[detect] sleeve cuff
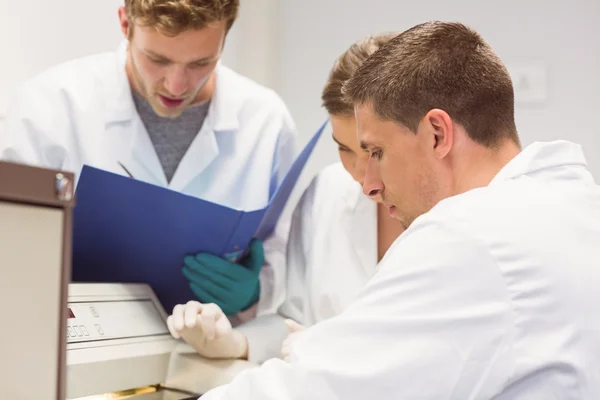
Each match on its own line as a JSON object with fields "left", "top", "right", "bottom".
{"left": 236, "top": 313, "right": 288, "bottom": 364}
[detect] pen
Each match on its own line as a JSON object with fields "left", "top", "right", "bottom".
{"left": 117, "top": 162, "right": 134, "bottom": 179}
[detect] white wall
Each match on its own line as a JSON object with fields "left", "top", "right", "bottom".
{"left": 275, "top": 0, "right": 600, "bottom": 182}
{"left": 0, "top": 0, "right": 124, "bottom": 117}
{"left": 222, "top": 0, "right": 281, "bottom": 90}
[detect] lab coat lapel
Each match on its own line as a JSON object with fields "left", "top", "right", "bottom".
{"left": 169, "top": 64, "right": 239, "bottom": 192}
{"left": 128, "top": 117, "right": 168, "bottom": 185}
{"left": 168, "top": 120, "right": 219, "bottom": 192}
{"left": 104, "top": 119, "right": 167, "bottom": 185}
{"left": 345, "top": 183, "right": 378, "bottom": 278}
{"left": 101, "top": 40, "right": 167, "bottom": 186}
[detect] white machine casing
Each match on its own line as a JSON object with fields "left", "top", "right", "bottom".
{"left": 67, "top": 283, "right": 257, "bottom": 399}
{"left": 0, "top": 161, "right": 74, "bottom": 400}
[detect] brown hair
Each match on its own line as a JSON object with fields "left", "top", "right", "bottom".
{"left": 322, "top": 33, "right": 397, "bottom": 117}
{"left": 124, "top": 0, "right": 239, "bottom": 36}
{"left": 343, "top": 21, "right": 518, "bottom": 147}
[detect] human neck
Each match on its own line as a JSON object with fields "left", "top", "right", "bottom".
{"left": 452, "top": 139, "right": 521, "bottom": 195}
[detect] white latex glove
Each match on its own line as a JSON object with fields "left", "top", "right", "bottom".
{"left": 280, "top": 319, "right": 306, "bottom": 362}
{"left": 167, "top": 301, "right": 249, "bottom": 360}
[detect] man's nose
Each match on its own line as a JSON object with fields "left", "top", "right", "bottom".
{"left": 164, "top": 66, "right": 188, "bottom": 97}
{"left": 362, "top": 157, "right": 384, "bottom": 199}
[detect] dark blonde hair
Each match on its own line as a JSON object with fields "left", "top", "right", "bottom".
{"left": 125, "top": 0, "right": 239, "bottom": 36}
{"left": 343, "top": 21, "right": 519, "bottom": 147}
{"left": 321, "top": 33, "right": 397, "bottom": 116}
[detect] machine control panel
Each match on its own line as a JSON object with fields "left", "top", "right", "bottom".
{"left": 66, "top": 299, "right": 169, "bottom": 343}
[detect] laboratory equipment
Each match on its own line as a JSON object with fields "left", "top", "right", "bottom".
{"left": 66, "top": 283, "right": 257, "bottom": 400}
{"left": 0, "top": 161, "right": 75, "bottom": 399}
{"left": 0, "top": 160, "right": 256, "bottom": 400}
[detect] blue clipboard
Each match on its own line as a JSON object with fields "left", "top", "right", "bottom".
{"left": 71, "top": 120, "right": 327, "bottom": 312}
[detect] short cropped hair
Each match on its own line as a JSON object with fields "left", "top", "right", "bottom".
{"left": 321, "top": 33, "right": 397, "bottom": 116}
{"left": 125, "top": 0, "right": 239, "bottom": 36}
{"left": 343, "top": 21, "right": 518, "bottom": 147}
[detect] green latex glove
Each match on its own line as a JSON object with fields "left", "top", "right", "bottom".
{"left": 182, "top": 238, "right": 263, "bottom": 316}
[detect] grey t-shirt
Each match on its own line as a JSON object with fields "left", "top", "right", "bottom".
{"left": 132, "top": 89, "right": 210, "bottom": 183}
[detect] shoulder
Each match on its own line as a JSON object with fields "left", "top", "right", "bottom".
{"left": 421, "top": 179, "right": 545, "bottom": 240}
{"left": 216, "top": 65, "right": 292, "bottom": 118}
{"left": 313, "top": 162, "right": 358, "bottom": 192}
{"left": 17, "top": 51, "right": 117, "bottom": 96}
{"left": 296, "top": 163, "right": 361, "bottom": 217}
{"left": 381, "top": 179, "right": 547, "bottom": 275}
{"left": 6, "top": 51, "right": 119, "bottom": 131}
{"left": 9, "top": 52, "right": 119, "bottom": 119}
{"left": 373, "top": 201, "right": 502, "bottom": 301}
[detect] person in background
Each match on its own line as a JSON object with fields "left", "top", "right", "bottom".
{"left": 166, "top": 33, "right": 406, "bottom": 364}
{"left": 0, "top": 0, "right": 297, "bottom": 320}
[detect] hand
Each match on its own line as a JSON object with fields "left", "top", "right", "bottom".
{"left": 166, "top": 301, "right": 249, "bottom": 359}
{"left": 281, "top": 319, "right": 306, "bottom": 362}
{"left": 182, "top": 238, "right": 264, "bottom": 316}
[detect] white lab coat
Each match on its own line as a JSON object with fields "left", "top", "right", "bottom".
{"left": 237, "top": 163, "right": 379, "bottom": 363}
{"left": 201, "top": 140, "right": 600, "bottom": 400}
{"left": 0, "top": 42, "right": 297, "bottom": 315}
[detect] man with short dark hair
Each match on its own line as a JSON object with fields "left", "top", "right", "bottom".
{"left": 198, "top": 21, "right": 600, "bottom": 400}
{"left": 344, "top": 21, "right": 522, "bottom": 229}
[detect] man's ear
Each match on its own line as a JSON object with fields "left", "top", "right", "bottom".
{"left": 424, "top": 109, "right": 453, "bottom": 159}
{"left": 118, "top": 7, "right": 130, "bottom": 39}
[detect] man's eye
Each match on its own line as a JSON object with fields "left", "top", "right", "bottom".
{"left": 371, "top": 150, "right": 382, "bottom": 160}
{"left": 150, "top": 58, "right": 169, "bottom": 65}
{"left": 190, "top": 61, "right": 210, "bottom": 69}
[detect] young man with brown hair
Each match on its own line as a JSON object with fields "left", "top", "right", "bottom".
{"left": 198, "top": 21, "right": 600, "bottom": 400}
{"left": 0, "top": 1, "right": 297, "bottom": 325}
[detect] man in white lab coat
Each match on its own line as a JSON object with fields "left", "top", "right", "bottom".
{"left": 198, "top": 21, "right": 600, "bottom": 399}
{"left": 0, "top": 0, "right": 297, "bottom": 319}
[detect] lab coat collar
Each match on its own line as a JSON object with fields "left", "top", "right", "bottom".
{"left": 342, "top": 170, "right": 378, "bottom": 277}
{"left": 207, "top": 62, "right": 240, "bottom": 132}
{"left": 100, "top": 41, "right": 166, "bottom": 185}
{"left": 337, "top": 160, "right": 370, "bottom": 215}
{"left": 168, "top": 64, "right": 237, "bottom": 190}
{"left": 104, "top": 40, "right": 136, "bottom": 124}
{"left": 490, "top": 140, "right": 588, "bottom": 185}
